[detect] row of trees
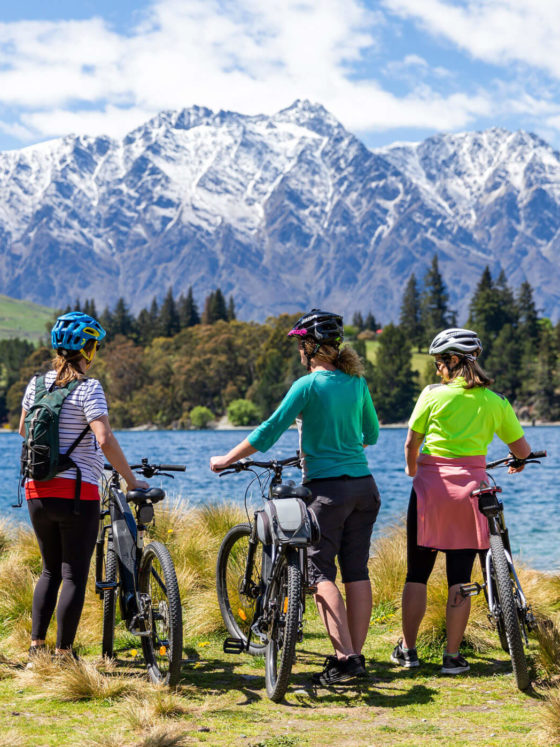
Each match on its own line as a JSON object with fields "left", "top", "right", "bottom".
{"left": 2, "top": 260, "right": 559, "bottom": 427}
{"left": 62, "top": 287, "right": 235, "bottom": 345}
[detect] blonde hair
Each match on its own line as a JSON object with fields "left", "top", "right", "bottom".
{"left": 302, "top": 341, "right": 365, "bottom": 377}
{"left": 446, "top": 355, "right": 493, "bottom": 389}
{"left": 52, "top": 339, "right": 96, "bottom": 386}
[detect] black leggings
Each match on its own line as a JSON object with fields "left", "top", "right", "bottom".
{"left": 405, "top": 490, "right": 478, "bottom": 588}
{"left": 28, "top": 498, "right": 99, "bottom": 649}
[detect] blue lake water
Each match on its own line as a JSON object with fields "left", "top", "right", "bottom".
{"left": 2, "top": 427, "right": 558, "bottom": 571}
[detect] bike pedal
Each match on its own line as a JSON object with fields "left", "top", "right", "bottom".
{"left": 306, "top": 585, "right": 317, "bottom": 595}
{"left": 459, "top": 582, "right": 483, "bottom": 597}
{"left": 223, "top": 637, "right": 246, "bottom": 654}
{"left": 95, "top": 581, "right": 118, "bottom": 592}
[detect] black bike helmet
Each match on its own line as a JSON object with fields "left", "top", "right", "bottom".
{"left": 288, "top": 309, "right": 344, "bottom": 346}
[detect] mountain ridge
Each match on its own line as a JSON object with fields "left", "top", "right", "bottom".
{"left": 0, "top": 101, "right": 559, "bottom": 321}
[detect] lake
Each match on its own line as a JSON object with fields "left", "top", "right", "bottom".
{"left": 2, "top": 427, "right": 557, "bottom": 571}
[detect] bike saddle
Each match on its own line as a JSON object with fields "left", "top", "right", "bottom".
{"left": 126, "top": 487, "right": 165, "bottom": 505}
{"left": 271, "top": 484, "right": 313, "bottom": 502}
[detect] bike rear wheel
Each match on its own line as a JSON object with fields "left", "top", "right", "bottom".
{"left": 489, "top": 533, "right": 530, "bottom": 690}
{"left": 101, "top": 542, "right": 118, "bottom": 658}
{"left": 265, "top": 548, "right": 302, "bottom": 702}
{"left": 138, "top": 541, "right": 183, "bottom": 686}
{"left": 216, "top": 523, "right": 266, "bottom": 656}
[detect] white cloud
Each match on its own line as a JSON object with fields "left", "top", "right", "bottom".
{"left": 382, "top": 0, "right": 560, "bottom": 79}
{"left": 0, "top": 0, "right": 552, "bottom": 145}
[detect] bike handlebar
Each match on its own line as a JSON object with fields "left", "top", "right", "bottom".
{"left": 219, "top": 454, "right": 301, "bottom": 475}
{"left": 486, "top": 450, "right": 547, "bottom": 470}
{"left": 103, "top": 460, "right": 186, "bottom": 477}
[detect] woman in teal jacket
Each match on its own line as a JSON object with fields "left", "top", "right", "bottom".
{"left": 210, "top": 309, "right": 381, "bottom": 686}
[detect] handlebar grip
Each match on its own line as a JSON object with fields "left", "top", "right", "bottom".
{"left": 158, "top": 464, "right": 186, "bottom": 471}
{"left": 531, "top": 450, "right": 547, "bottom": 459}
{"left": 103, "top": 463, "right": 113, "bottom": 471}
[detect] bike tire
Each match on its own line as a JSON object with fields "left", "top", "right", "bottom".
{"left": 265, "top": 548, "right": 302, "bottom": 702}
{"left": 489, "top": 533, "right": 530, "bottom": 690}
{"left": 138, "top": 541, "right": 183, "bottom": 686}
{"left": 101, "top": 543, "right": 118, "bottom": 658}
{"left": 216, "top": 523, "right": 266, "bottom": 656}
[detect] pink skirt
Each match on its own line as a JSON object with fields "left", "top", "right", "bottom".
{"left": 412, "top": 454, "right": 490, "bottom": 550}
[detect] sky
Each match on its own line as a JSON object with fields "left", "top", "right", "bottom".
{"left": 1, "top": 0, "right": 560, "bottom": 152}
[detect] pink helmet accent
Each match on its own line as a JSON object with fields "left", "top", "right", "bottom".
{"left": 287, "top": 328, "right": 308, "bottom": 337}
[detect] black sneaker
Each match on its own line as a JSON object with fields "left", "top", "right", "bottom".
{"left": 312, "top": 654, "right": 366, "bottom": 686}
{"left": 356, "top": 653, "right": 368, "bottom": 678}
{"left": 390, "top": 639, "right": 420, "bottom": 668}
{"left": 441, "top": 653, "right": 470, "bottom": 674}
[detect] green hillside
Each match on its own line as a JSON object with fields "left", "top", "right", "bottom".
{"left": 365, "top": 338, "right": 431, "bottom": 375}
{"left": 0, "top": 294, "right": 54, "bottom": 342}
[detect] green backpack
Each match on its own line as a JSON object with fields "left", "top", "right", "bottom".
{"left": 20, "top": 375, "right": 90, "bottom": 513}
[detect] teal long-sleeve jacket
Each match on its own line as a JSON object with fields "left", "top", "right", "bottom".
{"left": 247, "top": 369, "right": 379, "bottom": 482}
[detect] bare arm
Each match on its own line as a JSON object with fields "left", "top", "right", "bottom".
{"left": 210, "top": 438, "right": 257, "bottom": 472}
{"left": 89, "top": 415, "right": 147, "bottom": 490}
{"left": 19, "top": 410, "right": 26, "bottom": 437}
{"left": 404, "top": 428, "right": 424, "bottom": 477}
{"left": 506, "top": 435, "right": 532, "bottom": 474}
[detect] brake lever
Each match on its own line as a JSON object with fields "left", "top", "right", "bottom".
{"left": 219, "top": 469, "right": 237, "bottom": 477}
{"left": 160, "top": 472, "right": 174, "bottom": 479}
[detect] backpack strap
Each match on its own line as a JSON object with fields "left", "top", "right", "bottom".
{"left": 34, "top": 375, "right": 48, "bottom": 402}
{"left": 55, "top": 378, "right": 90, "bottom": 515}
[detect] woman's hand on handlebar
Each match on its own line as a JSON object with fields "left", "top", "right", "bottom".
{"left": 210, "top": 438, "right": 258, "bottom": 473}
{"left": 210, "top": 455, "right": 230, "bottom": 472}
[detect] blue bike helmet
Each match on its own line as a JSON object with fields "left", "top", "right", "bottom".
{"left": 51, "top": 311, "right": 106, "bottom": 353}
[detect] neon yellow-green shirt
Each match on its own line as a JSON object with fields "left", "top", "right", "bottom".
{"left": 408, "top": 377, "right": 524, "bottom": 457}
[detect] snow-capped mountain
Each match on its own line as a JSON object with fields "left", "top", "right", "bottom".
{"left": 0, "top": 100, "right": 559, "bottom": 321}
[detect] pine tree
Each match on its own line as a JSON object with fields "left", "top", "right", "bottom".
{"left": 202, "top": 292, "right": 214, "bottom": 325}
{"left": 531, "top": 326, "right": 560, "bottom": 421}
{"left": 370, "top": 324, "right": 418, "bottom": 422}
{"left": 467, "top": 266, "right": 517, "bottom": 356}
{"left": 178, "top": 286, "right": 200, "bottom": 328}
{"left": 516, "top": 281, "right": 540, "bottom": 347}
{"left": 352, "top": 312, "right": 364, "bottom": 331}
{"left": 83, "top": 299, "right": 98, "bottom": 319}
{"left": 212, "top": 288, "right": 228, "bottom": 322}
{"left": 227, "top": 295, "right": 236, "bottom": 321}
{"left": 364, "top": 312, "right": 377, "bottom": 332}
{"left": 420, "top": 255, "right": 451, "bottom": 346}
{"left": 112, "top": 298, "right": 134, "bottom": 337}
{"left": 159, "top": 287, "right": 180, "bottom": 337}
{"left": 399, "top": 273, "right": 423, "bottom": 351}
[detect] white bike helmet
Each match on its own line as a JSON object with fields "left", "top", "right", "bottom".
{"left": 429, "top": 328, "right": 482, "bottom": 357}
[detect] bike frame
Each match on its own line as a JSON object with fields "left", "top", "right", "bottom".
{"left": 96, "top": 472, "right": 153, "bottom": 634}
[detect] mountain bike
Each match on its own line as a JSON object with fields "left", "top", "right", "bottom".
{"left": 95, "top": 458, "right": 185, "bottom": 686}
{"left": 460, "top": 450, "right": 547, "bottom": 691}
{"left": 215, "top": 454, "right": 319, "bottom": 702}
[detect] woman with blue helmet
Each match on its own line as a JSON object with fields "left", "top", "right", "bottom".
{"left": 20, "top": 311, "right": 148, "bottom": 659}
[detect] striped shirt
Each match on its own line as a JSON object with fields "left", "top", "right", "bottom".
{"left": 22, "top": 371, "right": 109, "bottom": 487}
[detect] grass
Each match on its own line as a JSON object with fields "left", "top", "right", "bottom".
{"left": 1, "top": 503, "right": 559, "bottom": 746}
{"left": 0, "top": 294, "right": 54, "bottom": 342}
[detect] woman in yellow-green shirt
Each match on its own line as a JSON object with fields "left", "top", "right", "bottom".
{"left": 391, "top": 328, "right": 531, "bottom": 676}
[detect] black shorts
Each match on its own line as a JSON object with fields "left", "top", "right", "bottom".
{"left": 306, "top": 475, "right": 381, "bottom": 585}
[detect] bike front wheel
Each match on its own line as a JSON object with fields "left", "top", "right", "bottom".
{"left": 138, "top": 541, "right": 183, "bottom": 686}
{"left": 265, "top": 548, "right": 302, "bottom": 702}
{"left": 216, "top": 523, "right": 266, "bottom": 656}
{"left": 489, "top": 533, "right": 530, "bottom": 690}
{"left": 101, "top": 542, "right": 118, "bottom": 658}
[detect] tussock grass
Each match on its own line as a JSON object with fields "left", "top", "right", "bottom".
{"left": 0, "top": 731, "right": 25, "bottom": 747}
{"left": 536, "top": 619, "right": 560, "bottom": 677}
{"left": 123, "top": 687, "right": 191, "bottom": 729}
{"left": 543, "top": 686, "right": 560, "bottom": 741}
{"left": 19, "top": 655, "right": 140, "bottom": 702}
